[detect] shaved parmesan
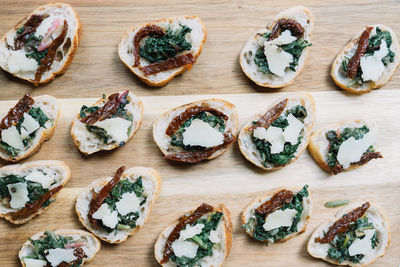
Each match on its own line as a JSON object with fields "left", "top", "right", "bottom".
{"left": 209, "top": 230, "right": 221, "bottom": 243}
{"left": 25, "top": 170, "right": 53, "bottom": 189}
{"left": 253, "top": 126, "right": 285, "bottom": 153}
{"left": 92, "top": 203, "right": 119, "bottom": 229}
{"left": 20, "top": 113, "right": 40, "bottom": 139}
{"left": 46, "top": 248, "right": 77, "bottom": 267}
{"left": 282, "top": 114, "right": 303, "bottom": 145}
{"left": 266, "top": 30, "right": 297, "bottom": 46}
{"left": 7, "top": 50, "right": 38, "bottom": 74}
{"left": 24, "top": 259, "right": 47, "bottom": 267}
{"left": 171, "top": 240, "right": 199, "bottom": 258}
{"left": 348, "top": 229, "right": 376, "bottom": 256}
{"left": 263, "top": 44, "right": 293, "bottom": 77}
{"left": 263, "top": 208, "right": 297, "bottom": 231}
{"left": 7, "top": 182, "right": 29, "bottom": 209}
{"left": 180, "top": 223, "right": 205, "bottom": 240}
{"left": 360, "top": 40, "right": 388, "bottom": 82}
{"left": 115, "top": 192, "right": 140, "bottom": 216}
{"left": 336, "top": 129, "right": 376, "bottom": 169}
{"left": 1, "top": 125, "right": 24, "bottom": 150}
{"left": 182, "top": 119, "right": 224, "bottom": 148}
{"left": 93, "top": 117, "right": 131, "bottom": 144}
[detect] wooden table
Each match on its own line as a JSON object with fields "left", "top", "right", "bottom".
{"left": 0, "top": 1, "right": 399, "bottom": 266}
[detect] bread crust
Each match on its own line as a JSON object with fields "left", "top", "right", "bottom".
{"left": 75, "top": 167, "right": 162, "bottom": 244}
{"left": 152, "top": 98, "right": 238, "bottom": 163}
{"left": 0, "top": 2, "right": 82, "bottom": 86}
{"left": 154, "top": 203, "right": 233, "bottom": 267}
{"left": 307, "top": 203, "right": 390, "bottom": 266}
{"left": 239, "top": 6, "right": 314, "bottom": 88}
{"left": 331, "top": 24, "right": 400, "bottom": 94}
{"left": 70, "top": 91, "right": 143, "bottom": 155}
{"left": 238, "top": 92, "right": 315, "bottom": 170}
{"left": 241, "top": 186, "right": 312, "bottom": 243}
{"left": 308, "top": 120, "right": 381, "bottom": 174}
{"left": 0, "top": 160, "right": 71, "bottom": 224}
{"left": 19, "top": 229, "right": 101, "bottom": 267}
{"left": 118, "top": 15, "right": 207, "bottom": 87}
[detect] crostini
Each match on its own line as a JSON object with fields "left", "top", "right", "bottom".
{"left": 76, "top": 166, "right": 161, "bottom": 243}
{"left": 241, "top": 185, "right": 312, "bottom": 244}
{"left": 240, "top": 6, "right": 314, "bottom": 88}
{"left": 19, "top": 229, "right": 100, "bottom": 267}
{"left": 154, "top": 203, "right": 232, "bottom": 267}
{"left": 0, "top": 2, "right": 81, "bottom": 86}
{"left": 0, "top": 93, "right": 59, "bottom": 162}
{"left": 71, "top": 90, "right": 143, "bottom": 155}
{"left": 308, "top": 202, "right": 390, "bottom": 266}
{"left": 331, "top": 25, "right": 400, "bottom": 94}
{"left": 0, "top": 160, "right": 70, "bottom": 224}
{"left": 308, "top": 120, "right": 382, "bottom": 175}
{"left": 238, "top": 92, "right": 315, "bottom": 170}
{"left": 153, "top": 98, "right": 238, "bottom": 163}
{"left": 118, "top": 16, "right": 207, "bottom": 87}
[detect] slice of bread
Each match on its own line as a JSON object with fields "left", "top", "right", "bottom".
{"left": 308, "top": 120, "right": 381, "bottom": 174}
{"left": 331, "top": 24, "right": 400, "bottom": 94}
{"left": 75, "top": 167, "right": 162, "bottom": 244}
{"left": 118, "top": 15, "right": 207, "bottom": 87}
{"left": 307, "top": 202, "right": 390, "bottom": 266}
{"left": 0, "top": 2, "right": 81, "bottom": 86}
{"left": 0, "top": 94, "right": 60, "bottom": 163}
{"left": 154, "top": 203, "right": 232, "bottom": 267}
{"left": 239, "top": 6, "right": 314, "bottom": 88}
{"left": 153, "top": 98, "right": 238, "bottom": 163}
{"left": 19, "top": 229, "right": 100, "bottom": 267}
{"left": 0, "top": 160, "right": 71, "bottom": 224}
{"left": 241, "top": 186, "right": 312, "bottom": 244}
{"left": 238, "top": 92, "right": 315, "bottom": 170}
{"left": 70, "top": 91, "right": 143, "bottom": 155}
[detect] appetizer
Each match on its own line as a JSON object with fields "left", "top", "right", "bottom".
{"left": 76, "top": 166, "right": 161, "bottom": 243}
{"left": 118, "top": 16, "right": 207, "bottom": 87}
{"left": 308, "top": 202, "right": 390, "bottom": 266}
{"left": 19, "top": 229, "right": 100, "bottom": 267}
{"left": 153, "top": 99, "right": 238, "bottom": 163}
{"left": 308, "top": 120, "right": 382, "bottom": 174}
{"left": 238, "top": 92, "right": 315, "bottom": 170}
{"left": 240, "top": 6, "right": 313, "bottom": 88}
{"left": 0, "top": 2, "right": 81, "bottom": 86}
{"left": 154, "top": 203, "right": 232, "bottom": 267}
{"left": 0, "top": 160, "right": 70, "bottom": 224}
{"left": 71, "top": 90, "right": 143, "bottom": 155}
{"left": 242, "top": 185, "right": 312, "bottom": 244}
{"left": 331, "top": 25, "right": 400, "bottom": 94}
{"left": 0, "top": 93, "right": 59, "bottom": 162}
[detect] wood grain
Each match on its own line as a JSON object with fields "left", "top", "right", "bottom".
{"left": 0, "top": 90, "right": 399, "bottom": 266}
{"left": 1, "top": 0, "right": 400, "bottom": 100}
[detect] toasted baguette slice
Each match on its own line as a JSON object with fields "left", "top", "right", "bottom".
{"left": 238, "top": 92, "right": 315, "bottom": 170}
{"left": 19, "top": 229, "right": 100, "bottom": 267}
{"left": 239, "top": 6, "right": 314, "bottom": 88}
{"left": 331, "top": 25, "right": 400, "bottom": 94}
{"left": 154, "top": 203, "right": 232, "bottom": 267}
{"left": 0, "top": 94, "right": 59, "bottom": 162}
{"left": 308, "top": 120, "right": 382, "bottom": 174}
{"left": 0, "top": 160, "right": 70, "bottom": 224}
{"left": 70, "top": 91, "right": 143, "bottom": 155}
{"left": 153, "top": 98, "right": 238, "bottom": 163}
{"left": 241, "top": 186, "right": 312, "bottom": 244}
{"left": 76, "top": 167, "right": 162, "bottom": 243}
{"left": 0, "top": 2, "right": 81, "bottom": 86}
{"left": 307, "top": 202, "right": 390, "bottom": 266}
{"left": 118, "top": 15, "right": 207, "bottom": 87}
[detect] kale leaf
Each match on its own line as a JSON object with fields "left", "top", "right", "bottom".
{"left": 29, "top": 107, "right": 50, "bottom": 127}
{"left": 0, "top": 141, "right": 18, "bottom": 157}
{"left": 140, "top": 25, "right": 192, "bottom": 63}
{"left": 79, "top": 105, "right": 99, "bottom": 119}
{"left": 24, "top": 231, "right": 70, "bottom": 260}
{"left": 254, "top": 47, "right": 272, "bottom": 74}
{"left": 86, "top": 125, "right": 111, "bottom": 144}
{"left": 366, "top": 27, "right": 395, "bottom": 66}
{"left": 281, "top": 38, "right": 312, "bottom": 71}
{"left": 26, "top": 48, "right": 48, "bottom": 65}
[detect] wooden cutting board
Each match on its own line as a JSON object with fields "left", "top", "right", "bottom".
{"left": 0, "top": 90, "right": 399, "bottom": 266}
